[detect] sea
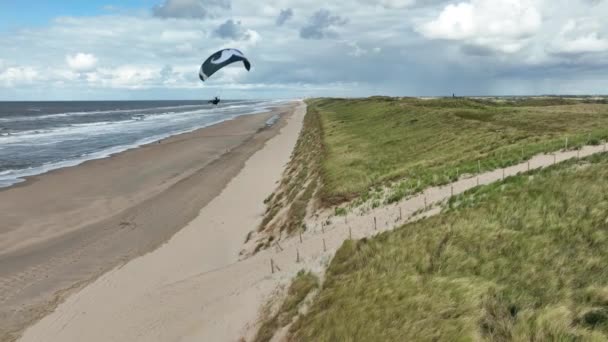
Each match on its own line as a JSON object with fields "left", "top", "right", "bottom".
{"left": 0, "top": 99, "right": 290, "bottom": 188}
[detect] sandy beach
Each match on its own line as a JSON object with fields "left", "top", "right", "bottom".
{"left": 0, "top": 102, "right": 297, "bottom": 341}
{"left": 13, "top": 101, "right": 306, "bottom": 342}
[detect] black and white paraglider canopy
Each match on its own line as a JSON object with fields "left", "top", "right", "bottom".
{"left": 199, "top": 48, "right": 251, "bottom": 82}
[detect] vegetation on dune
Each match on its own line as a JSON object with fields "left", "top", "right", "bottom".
{"left": 254, "top": 270, "right": 319, "bottom": 342}
{"left": 289, "top": 153, "right": 608, "bottom": 341}
{"left": 254, "top": 105, "right": 324, "bottom": 248}
{"left": 310, "top": 97, "right": 608, "bottom": 205}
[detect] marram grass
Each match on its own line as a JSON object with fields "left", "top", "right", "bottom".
{"left": 290, "top": 153, "right": 608, "bottom": 341}
{"left": 310, "top": 97, "right": 608, "bottom": 205}
{"left": 254, "top": 270, "right": 319, "bottom": 342}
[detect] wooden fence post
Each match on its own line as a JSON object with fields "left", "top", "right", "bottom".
{"left": 451, "top": 185, "right": 453, "bottom": 197}
{"left": 296, "top": 249, "right": 300, "bottom": 263}
{"left": 270, "top": 259, "right": 274, "bottom": 274}
{"left": 323, "top": 238, "right": 327, "bottom": 252}
{"left": 399, "top": 207, "right": 402, "bottom": 220}
{"left": 565, "top": 137, "right": 568, "bottom": 150}
{"left": 321, "top": 222, "right": 325, "bottom": 234}
{"left": 527, "top": 160, "right": 530, "bottom": 171}
{"left": 349, "top": 226, "right": 352, "bottom": 240}
{"left": 299, "top": 231, "right": 303, "bottom": 243}
{"left": 374, "top": 217, "right": 377, "bottom": 230}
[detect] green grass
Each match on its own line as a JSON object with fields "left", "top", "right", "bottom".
{"left": 254, "top": 270, "right": 319, "bottom": 342}
{"left": 290, "top": 153, "right": 608, "bottom": 341}
{"left": 311, "top": 97, "right": 608, "bottom": 204}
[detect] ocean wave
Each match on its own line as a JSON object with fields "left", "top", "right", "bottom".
{"left": 0, "top": 101, "right": 262, "bottom": 123}
{"left": 0, "top": 105, "right": 254, "bottom": 143}
{"left": 0, "top": 116, "right": 232, "bottom": 188}
{"left": 0, "top": 99, "right": 296, "bottom": 188}
{"left": 0, "top": 119, "right": 140, "bottom": 143}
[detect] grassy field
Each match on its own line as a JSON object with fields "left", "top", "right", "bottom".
{"left": 311, "top": 97, "right": 608, "bottom": 205}
{"left": 289, "top": 153, "right": 608, "bottom": 341}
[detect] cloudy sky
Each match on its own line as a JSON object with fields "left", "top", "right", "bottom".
{"left": 0, "top": 0, "right": 607, "bottom": 100}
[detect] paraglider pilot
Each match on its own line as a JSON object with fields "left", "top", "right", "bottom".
{"left": 199, "top": 48, "right": 251, "bottom": 107}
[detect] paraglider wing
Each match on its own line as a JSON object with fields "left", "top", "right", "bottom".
{"left": 199, "top": 48, "right": 251, "bottom": 82}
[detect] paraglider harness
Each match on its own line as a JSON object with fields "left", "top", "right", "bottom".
{"left": 209, "top": 96, "right": 220, "bottom": 106}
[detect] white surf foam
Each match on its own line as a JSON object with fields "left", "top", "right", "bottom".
{"left": 0, "top": 100, "right": 295, "bottom": 188}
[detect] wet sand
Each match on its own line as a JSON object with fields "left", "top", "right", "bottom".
{"left": 0, "top": 103, "right": 296, "bottom": 341}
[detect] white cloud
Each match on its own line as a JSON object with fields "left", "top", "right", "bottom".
{"left": 375, "top": 0, "right": 416, "bottom": 9}
{"left": 244, "top": 29, "right": 261, "bottom": 45}
{"left": 66, "top": 53, "right": 98, "bottom": 72}
{"left": 0, "top": 66, "right": 40, "bottom": 86}
{"left": 417, "top": 0, "right": 542, "bottom": 53}
{"left": 153, "top": 0, "right": 230, "bottom": 19}
{"left": 94, "top": 66, "right": 158, "bottom": 88}
{"left": 358, "top": 0, "right": 428, "bottom": 9}
{"left": 342, "top": 41, "right": 367, "bottom": 57}
{"left": 160, "top": 29, "right": 202, "bottom": 42}
{"left": 549, "top": 19, "right": 608, "bottom": 55}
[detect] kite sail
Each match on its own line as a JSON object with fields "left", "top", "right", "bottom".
{"left": 199, "top": 48, "right": 251, "bottom": 82}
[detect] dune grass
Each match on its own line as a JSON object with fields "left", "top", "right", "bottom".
{"left": 289, "top": 153, "right": 608, "bottom": 341}
{"left": 254, "top": 270, "right": 319, "bottom": 342}
{"left": 256, "top": 104, "right": 323, "bottom": 246}
{"left": 311, "top": 97, "right": 608, "bottom": 205}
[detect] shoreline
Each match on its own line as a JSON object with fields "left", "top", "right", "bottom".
{"left": 0, "top": 102, "right": 297, "bottom": 341}
{"left": 0, "top": 103, "right": 285, "bottom": 191}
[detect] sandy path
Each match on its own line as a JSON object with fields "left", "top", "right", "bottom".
{"left": 0, "top": 106, "right": 293, "bottom": 341}
{"left": 19, "top": 116, "right": 608, "bottom": 341}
